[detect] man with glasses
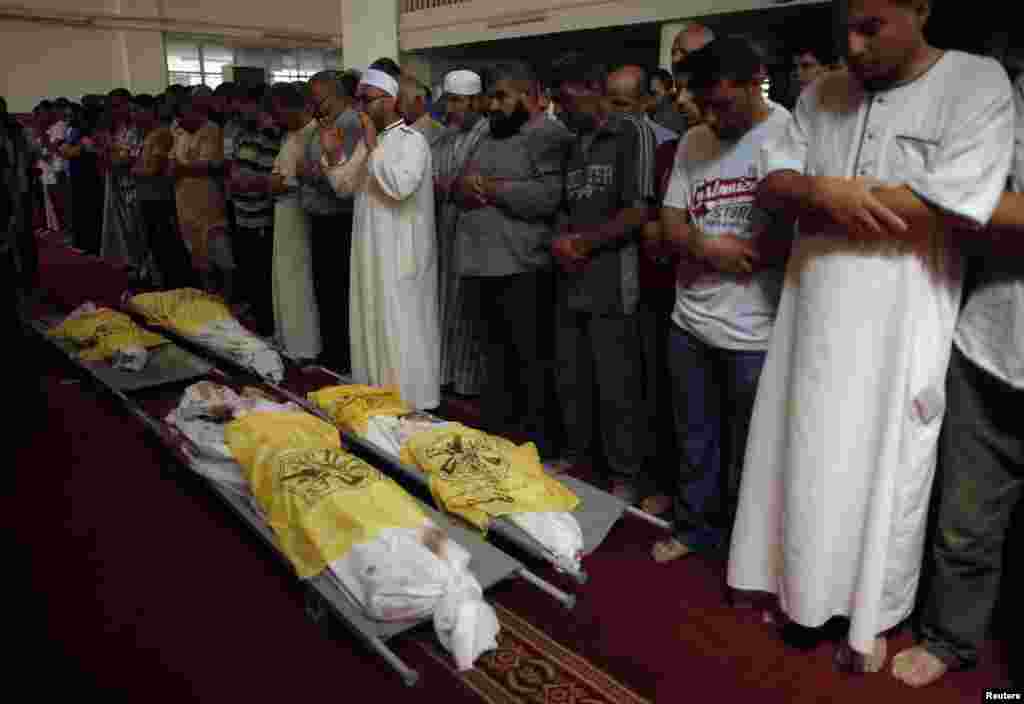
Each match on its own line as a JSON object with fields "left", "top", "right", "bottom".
{"left": 297, "top": 70, "right": 364, "bottom": 373}
{"left": 320, "top": 60, "right": 441, "bottom": 410}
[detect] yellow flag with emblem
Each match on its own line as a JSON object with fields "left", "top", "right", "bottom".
{"left": 48, "top": 307, "right": 167, "bottom": 362}
{"left": 128, "top": 288, "right": 233, "bottom": 335}
{"left": 307, "top": 384, "right": 411, "bottom": 435}
{"left": 224, "top": 411, "right": 428, "bottom": 579}
{"left": 399, "top": 423, "right": 579, "bottom": 532}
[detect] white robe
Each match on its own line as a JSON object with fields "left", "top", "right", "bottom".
{"left": 272, "top": 121, "right": 322, "bottom": 360}
{"left": 325, "top": 121, "right": 441, "bottom": 409}
{"left": 726, "top": 53, "right": 1014, "bottom": 656}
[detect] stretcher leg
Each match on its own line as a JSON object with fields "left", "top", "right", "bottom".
{"left": 517, "top": 568, "right": 576, "bottom": 610}
{"left": 304, "top": 585, "right": 421, "bottom": 687}
{"left": 304, "top": 585, "right": 330, "bottom": 634}
{"left": 625, "top": 505, "right": 672, "bottom": 532}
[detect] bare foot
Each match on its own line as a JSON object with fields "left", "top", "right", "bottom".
{"left": 652, "top": 538, "right": 692, "bottom": 563}
{"left": 891, "top": 646, "right": 949, "bottom": 687}
{"left": 835, "top": 637, "right": 888, "bottom": 673}
{"left": 640, "top": 494, "right": 672, "bottom": 516}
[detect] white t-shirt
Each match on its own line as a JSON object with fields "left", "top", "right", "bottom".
{"left": 663, "top": 103, "right": 791, "bottom": 351}
{"left": 954, "top": 73, "right": 1024, "bottom": 389}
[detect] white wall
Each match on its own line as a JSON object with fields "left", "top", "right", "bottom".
{"left": 0, "top": 20, "right": 165, "bottom": 112}
{"left": 163, "top": 0, "right": 342, "bottom": 38}
{"left": 1, "top": 0, "right": 831, "bottom": 112}
{"left": 0, "top": 0, "right": 343, "bottom": 113}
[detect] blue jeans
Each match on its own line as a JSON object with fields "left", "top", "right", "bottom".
{"left": 668, "top": 325, "right": 765, "bottom": 554}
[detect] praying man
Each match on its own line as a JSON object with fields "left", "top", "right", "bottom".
{"left": 321, "top": 64, "right": 441, "bottom": 410}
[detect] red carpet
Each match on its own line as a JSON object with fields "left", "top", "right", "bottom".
{"left": 14, "top": 234, "right": 1017, "bottom": 702}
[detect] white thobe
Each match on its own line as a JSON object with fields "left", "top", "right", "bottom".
{"left": 726, "top": 52, "right": 1014, "bottom": 656}
{"left": 325, "top": 121, "right": 441, "bottom": 409}
{"left": 272, "top": 121, "right": 321, "bottom": 360}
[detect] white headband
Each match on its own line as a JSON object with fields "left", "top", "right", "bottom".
{"left": 359, "top": 68, "right": 399, "bottom": 98}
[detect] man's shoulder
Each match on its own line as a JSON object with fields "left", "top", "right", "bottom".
{"left": 941, "top": 50, "right": 1007, "bottom": 81}
{"left": 392, "top": 123, "right": 430, "bottom": 150}
{"left": 610, "top": 112, "right": 651, "bottom": 136}
{"left": 679, "top": 124, "right": 719, "bottom": 165}
{"left": 523, "top": 118, "right": 573, "bottom": 158}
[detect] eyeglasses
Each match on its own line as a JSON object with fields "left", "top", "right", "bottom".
{"left": 354, "top": 94, "right": 390, "bottom": 108}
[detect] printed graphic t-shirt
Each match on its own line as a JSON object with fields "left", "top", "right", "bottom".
{"left": 663, "top": 103, "right": 791, "bottom": 351}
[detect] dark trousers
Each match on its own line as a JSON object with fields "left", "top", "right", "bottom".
{"left": 668, "top": 325, "right": 765, "bottom": 553}
{"left": 638, "top": 294, "right": 677, "bottom": 493}
{"left": 232, "top": 225, "right": 275, "bottom": 337}
{"left": 4, "top": 252, "right": 45, "bottom": 434}
{"left": 554, "top": 295, "right": 649, "bottom": 481}
{"left": 137, "top": 199, "right": 197, "bottom": 291}
{"left": 70, "top": 162, "right": 103, "bottom": 255}
{"left": 464, "top": 271, "right": 555, "bottom": 458}
{"left": 308, "top": 212, "right": 352, "bottom": 372}
{"left": 919, "top": 347, "right": 1024, "bottom": 669}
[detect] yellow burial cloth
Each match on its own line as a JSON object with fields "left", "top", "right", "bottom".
{"left": 47, "top": 307, "right": 167, "bottom": 362}
{"left": 128, "top": 288, "right": 232, "bottom": 335}
{"left": 307, "top": 384, "right": 411, "bottom": 435}
{"left": 224, "top": 411, "right": 428, "bottom": 579}
{"left": 399, "top": 424, "right": 579, "bottom": 532}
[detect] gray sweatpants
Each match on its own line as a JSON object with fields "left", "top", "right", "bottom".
{"left": 919, "top": 346, "right": 1024, "bottom": 668}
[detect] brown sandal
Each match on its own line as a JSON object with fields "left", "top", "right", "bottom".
{"left": 652, "top": 538, "right": 692, "bottom": 563}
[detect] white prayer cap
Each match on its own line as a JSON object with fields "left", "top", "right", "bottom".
{"left": 359, "top": 68, "right": 399, "bottom": 98}
{"left": 443, "top": 70, "right": 482, "bottom": 97}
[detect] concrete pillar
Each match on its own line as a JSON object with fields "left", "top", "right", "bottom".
{"left": 659, "top": 22, "right": 687, "bottom": 71}
{"left": 400, "top": 52, "right": 433, "bottom": 85}
{"left": 341, "top": 0, "right": 399, "bottom": 71}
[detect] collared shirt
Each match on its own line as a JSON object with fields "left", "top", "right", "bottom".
{"left": 561, "top": 112, "right": 655, "bottom": 315}
{"left": 231, "top": 125, "right": 283, "bottom": 230}
{"left": 411, "top": 114, "right": 446, "bottom": 148}
{"left": 299, "top": 108, "right": 364, "bottom": 216}
{"left": 763, "top": 51, "right": 1011, "bottom": 228}
{"left": 954, "top": 73, "right": 1024, "bottom": 389}
{"left": 645, "top": 115, "right": 678, "bottom": 146}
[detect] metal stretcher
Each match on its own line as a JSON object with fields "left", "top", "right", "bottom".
{"left": 29, "top": 302, "right": 576, "bottom": 686}
{"left": 117, "top": 296, "right": 672, "bottom": 585}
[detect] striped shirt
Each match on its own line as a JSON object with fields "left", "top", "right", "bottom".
{"left": 561, "top": 112, "right": 656, "bottom": 315}
{"left": 231, "top": 126, "right": 283, "bottom": 230}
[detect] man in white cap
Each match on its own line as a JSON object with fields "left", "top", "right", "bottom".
{"left": 433, "top": 69, "right": 490, "bottom": 398}
{"left": 320, "top": 60, "right": 441, "bottom": 410}
{"left": 441, "top": 69, "right": 485, "bottom": 133}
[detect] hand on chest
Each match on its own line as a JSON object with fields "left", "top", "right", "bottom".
{"left": 475, "top": 141, "right": 533, "bottom": 180}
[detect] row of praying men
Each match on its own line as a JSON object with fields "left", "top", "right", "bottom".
{"left": 4, "top": 0, "right": 1023, "bottom": 688}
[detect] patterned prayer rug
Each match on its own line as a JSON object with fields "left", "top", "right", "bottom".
{"left": 415, "top": 604, "right": 650, "bottom": 704}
